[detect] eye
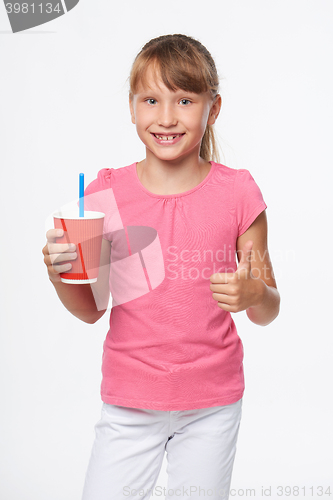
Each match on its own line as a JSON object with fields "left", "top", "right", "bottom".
{"left": 146, "top": 98, "right": 157, "bottom": 105}
{"left": 179, "top": 99, "right": 191, "bottom": 105}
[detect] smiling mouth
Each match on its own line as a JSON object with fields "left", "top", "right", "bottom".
{"left": 152, "top": 133, "right": 185, "bottom": 141}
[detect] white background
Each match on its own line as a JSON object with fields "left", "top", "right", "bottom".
{"left": 1, "top": 1, "right": 332, "bottom": 499}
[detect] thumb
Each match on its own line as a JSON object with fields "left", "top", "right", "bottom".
{"left": 236, "top": 240, "right": 253, "bottom": 274}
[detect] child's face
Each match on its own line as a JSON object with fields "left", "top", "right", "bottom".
{"left": 129, "top": 65, "right": 220, "bottom": 164}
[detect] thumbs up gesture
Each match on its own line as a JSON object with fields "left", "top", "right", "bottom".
{"left": 209, "top": 240, "right": 263, "bottom": 313}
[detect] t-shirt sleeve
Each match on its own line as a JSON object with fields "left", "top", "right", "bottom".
{"left": 234, "top": 169, "right": 267, "bottom": 237}
{"left": 84, "top": 168, "right": 113, "bottom": 211}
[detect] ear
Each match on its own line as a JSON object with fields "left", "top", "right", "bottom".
{"left": 207, "top": 94, "right": 222, "bottom": 126}
{"left": 129, "top": 96, "right": 136, "bottom": 125}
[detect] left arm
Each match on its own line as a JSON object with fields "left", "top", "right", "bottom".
{"left": 237, "top": 210, "right": 280, "bottom": 326}
{"left": 210, "top": 210, "right": 280, "bottom": 326}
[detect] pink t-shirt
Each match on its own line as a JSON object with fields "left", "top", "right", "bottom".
{"left": 84, "top": 161, "right": 267, "bottom": 410}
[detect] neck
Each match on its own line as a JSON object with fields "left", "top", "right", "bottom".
{"left": 137, "top": 149, "right": 211, "bottom": 195}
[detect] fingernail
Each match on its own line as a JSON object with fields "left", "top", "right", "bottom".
{"left": 69, "top": 244, "right": 76, "bottom": 250}
{"left": 56, "top": 230, "right": 63, "bottom": 237}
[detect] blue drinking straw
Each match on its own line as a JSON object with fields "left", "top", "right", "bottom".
{"left": 79, "top": 173, "right": 84, "bottom": 217}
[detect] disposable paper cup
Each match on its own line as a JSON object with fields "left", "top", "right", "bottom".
{"left": 53, "top": 210, "right": 105, "bottom": 284}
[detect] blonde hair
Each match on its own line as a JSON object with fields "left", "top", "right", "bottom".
{"left": 129, "top": 34, "right": 221, "bottom": 163}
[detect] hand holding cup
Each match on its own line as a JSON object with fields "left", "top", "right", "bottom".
{"left": 42, "top": 229, "right": 77, "bottom": 283}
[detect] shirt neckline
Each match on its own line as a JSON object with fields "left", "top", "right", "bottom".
{"left": 133, "top": 161, "right": 216, "bottom": 199}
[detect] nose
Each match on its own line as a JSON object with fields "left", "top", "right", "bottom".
{"left": 157, "top": 103, "right": 177, "bottom": 128}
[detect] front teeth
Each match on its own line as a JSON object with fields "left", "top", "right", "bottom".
{"left": 155, "top": 134, "right": 181, "bottom": 140}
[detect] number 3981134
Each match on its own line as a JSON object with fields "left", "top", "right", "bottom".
{"left": 5, "top": 3, "right": 62, "bottom": 14}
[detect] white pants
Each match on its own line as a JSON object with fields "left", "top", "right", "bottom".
{"left": 81, "top": 399, "right": 242, "bottom": 500}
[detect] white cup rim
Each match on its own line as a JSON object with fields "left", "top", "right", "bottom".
{"left": 53, "top": 210, "right": 105, "bottom": 220}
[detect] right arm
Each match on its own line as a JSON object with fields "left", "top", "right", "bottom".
{"left": 42, "top": 229, "right": 111, "bottom": 324}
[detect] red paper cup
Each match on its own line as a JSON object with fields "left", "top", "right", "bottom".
{"left": 53, "top": 210, "right": 105, "bottom": 284}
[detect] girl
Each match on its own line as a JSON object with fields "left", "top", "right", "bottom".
{"left": 43, "top": 34, "right": 280, "bottom": 500}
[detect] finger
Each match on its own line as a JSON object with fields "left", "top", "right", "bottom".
{"left": 44, "top": 251, "right": 73, "bottom": 278}
{"left": 50, "top": 251, "right": 77, "bottom": 266}
{"left": 50, "top": 261, "right": 73, "bottom": 273}
{"left": 43, "top": 229, "right": 74, "bottom": 257}
{"left": 210, "top": 273, "right": 234, "bottom": 284}
{"left": 46, "top": 228, "right": 64, "bottom": 243}
{"left": 44, "top": 249, "right": 76, "bottom": 268}
{"left": 211, "top": 292, "right": 235, "bottom": 305}
{"left": 44, "top": 252, "right": 73, "bottom": 268}
{"left": 237, "top": 240, "right": 253, "bottom": 273}
{"left": 48, "top": 261, "right": 73, "bottom": 281}
{"left": 238, "top": 240, "right": 253, "bottom": 262}
{"left": 209, "top": 283, "right": 230, "bottom": 294}
{"left": 216, "top": 302, "right": 236, "bottom": 313}
{"left": 46, "top": 242, "right": 76, "bottom": 256}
